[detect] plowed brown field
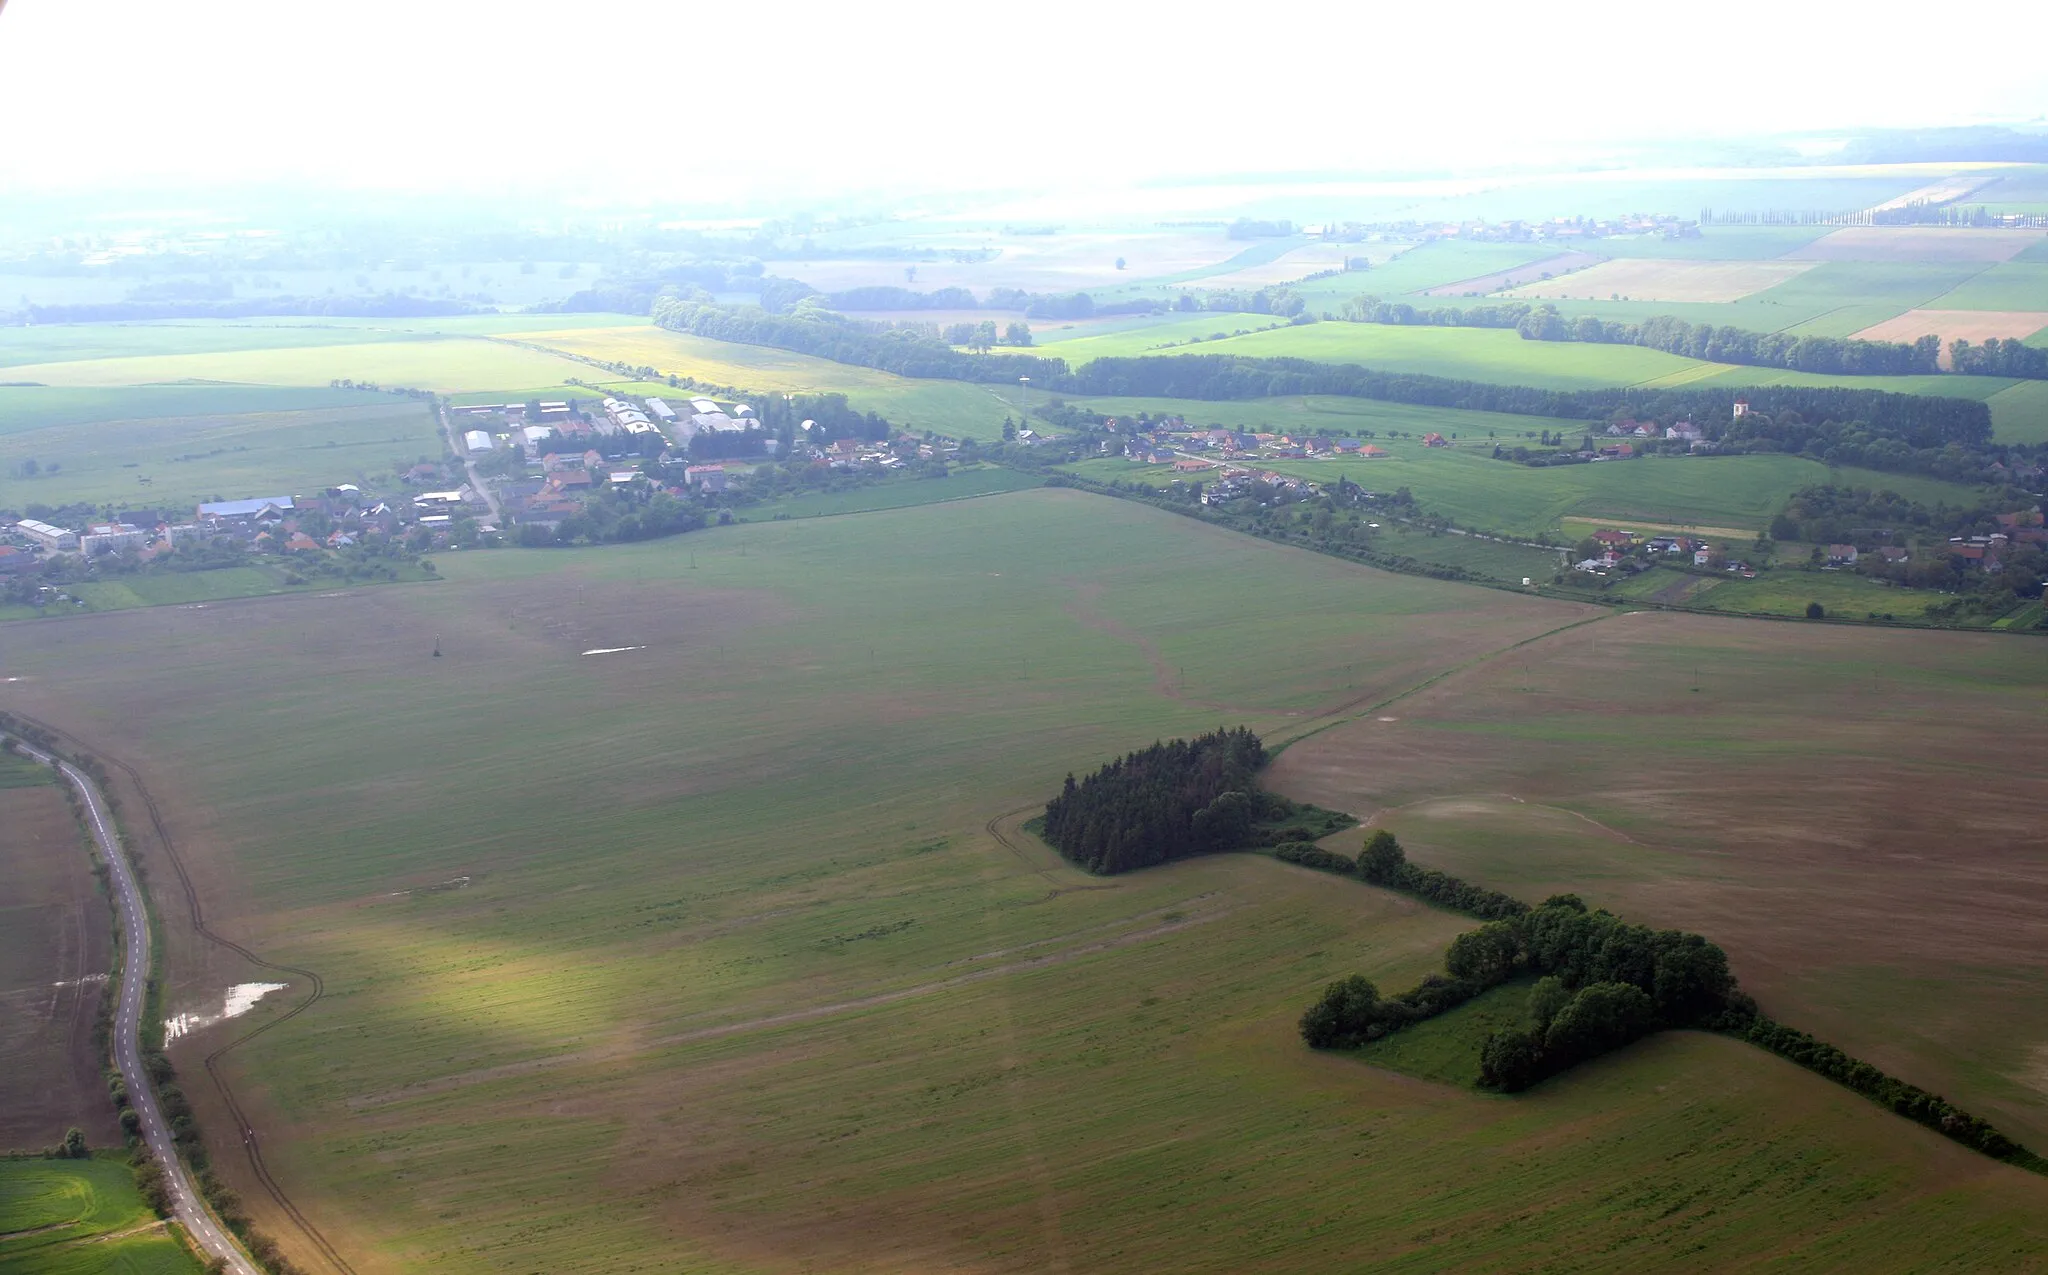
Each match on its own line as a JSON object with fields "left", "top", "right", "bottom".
{"left": 1268, "top": 610, "right": 2048, "bottom": 1146}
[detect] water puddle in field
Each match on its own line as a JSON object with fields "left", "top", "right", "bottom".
{"left": 163, "top": 982, "right": 289, "bottom": 1042}
{"left": 581, "top": 645, "right": 647, "bottom": 656}
{"left": 1377, "top": 716, "right": 1398, "bottom": 722}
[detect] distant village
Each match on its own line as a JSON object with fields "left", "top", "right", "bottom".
{"left": 0, "top": 389, "right": 959, "bottom": 585}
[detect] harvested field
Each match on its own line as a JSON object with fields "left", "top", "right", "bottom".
{"left": 0, "top": 772, "right": 118, "bottom": 1150}
{"left": 1421, "top": 250, "right": 1603, "bottom": 297}
{"left": 1503, "top": 257, "right": 1816, "bottom": 303}
{"left": 1267, "top": 612, "right": 2048, "bottom": 1149}
{"left": 776, "top": 231, "right": 1248, "bottom": 295}
{"left": 1852, "top": 309, "right": 2048, "bottom": 365}
{"left": 1784, "top": 227, "right": 2048, "bottom": 263}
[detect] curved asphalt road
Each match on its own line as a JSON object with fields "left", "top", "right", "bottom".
{"left": 17, "top": 739, "right": 261, "bottom": 1275}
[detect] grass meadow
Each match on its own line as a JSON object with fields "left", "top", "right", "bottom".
{"left": 737, "top": 465, "right": 1043, "bottom": 521}
{"left": 1064, "top": 436, "right": 1980, "bottom": 539}
{"left": 0, "top": 397, "right": 443, "bottom": 512}
{"left": 1989, "top": 380, "right": 2048, "bottom": 443}
{"left": 0, "top": 1155, "right": 202, "bottom": 1274}
{"left": 1043, "top": 318, "right": 2022, "bottom": 401}
{"left": 5, "top": 489, "right": 2047, "bottom": 1271}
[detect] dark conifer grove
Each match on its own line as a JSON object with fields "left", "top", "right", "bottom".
{"left": 1040, "top": 728, "right": 1267, "bottom": 874}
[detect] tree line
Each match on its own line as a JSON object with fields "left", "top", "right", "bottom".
{"left": 1059, "top": 355, "right": 1993, "bottom": 448}
{"left": 1039, "top": 728, "right": 1269, "bottom": 874}
{"left": 1291, "top": 833, "right": 2040, "bottom": 1169}
{"left": 1950, "top": 337, "right": 2048, "bottom": 379}
{"left": 1339, "top": 296, "right": 1947, "bottom": 376}
{"left": 1280, "top": 829, "right": 1528, "bottom": 920}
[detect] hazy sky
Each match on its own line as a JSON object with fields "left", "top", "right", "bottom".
{"left": 3, "top": 0, "right": 2044, "bottom": 201}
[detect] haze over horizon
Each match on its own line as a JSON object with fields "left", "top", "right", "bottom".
{"left": 4, "top": 0, "right": 2046, "bottom": 208}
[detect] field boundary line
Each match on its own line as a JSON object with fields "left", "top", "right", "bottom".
{"left": 1, "top": 711, "right": 356, "bottom": 1275}
{"left": 1265, "top": 612, "right": 1614, "bottom": 756}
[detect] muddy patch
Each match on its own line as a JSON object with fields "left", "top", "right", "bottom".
{"left": 164, "top": 982, "right": 290, "bottom": 1043}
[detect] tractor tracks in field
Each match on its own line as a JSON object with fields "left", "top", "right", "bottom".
{"left": 1264, "top": 611, "right": 1617, "bottom": 756}
{"left": 3, "top": 711, "right": 356, "bottom": 1275}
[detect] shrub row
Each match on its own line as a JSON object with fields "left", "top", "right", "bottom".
{"left": 1295, "top": 845, "right": 2041, "bottom": 1172}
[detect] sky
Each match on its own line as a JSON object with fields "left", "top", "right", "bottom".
{"left": 2, "top": 0, "right": 2045, "bottom": 204}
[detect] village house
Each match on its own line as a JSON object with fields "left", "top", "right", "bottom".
{"left": 1422, "top": 432, "right": 1449, "bottom": 447}
{"left": 1827, "top": 544, "right": 1859, "bottom": 566}
{"left": 684, "top": 464, "right": 729, "bottom": 491}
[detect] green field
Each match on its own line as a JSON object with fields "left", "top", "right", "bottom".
{"left": 7, "top": 488, "right": 2048, "bottom": 1271}
{"left": 1293, "top": 241, "right": 1561, "bottom": 303}
{"left": 1989, "top": 380, "right": 2048, "bottom": 443}
{"left": 0, "top": 398, "right": 443, "bottom": 511}
{"left": 1753, "top": 261, "right": 1995, "bottom": 336}
{"left": 0, "top": 751, "right": 57, "bottom": 787}
{"left": 1926, "top": 263, "right": 2048, "bottom": 313}
{"left": 1695, "top": 566, "right": 1935, "bottom": 619}
{"left": 1055, "top": 392, "right": 1568, "bottom": 440}
{"left": 1350, "top": 978, "right": 1536, "bottom": 1088}
{"left": 502, "top": 324, "right": 1027, "bottom": 439}
{"left": 737, "top": 465, "right": 1043, "bottom": 520}
{"left": 0, "top": 385, "right": 386, "bottom": 437}
{"left": 1035, "top": 317, "right": 2020, "bottom": 400}
{"left": 1059, "top": 438, "right": 1986, "bottom": 542}
{"left": 0, "top": 1156, "right": 201, "bottom": 1275}
{"left": 1246, "top": 443, "right": 1979, "bottom": 539}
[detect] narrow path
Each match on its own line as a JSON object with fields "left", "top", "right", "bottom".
{"left": 437, "top": 401, "right": 501, "bottom": 524}
{"left": 1265, "top": 611, "right": 1614, "bottom": 755}
{"left": 8, "top": 736, "right": 261, "bottom": 1275}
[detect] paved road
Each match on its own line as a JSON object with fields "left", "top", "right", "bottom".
{"left": 17, "top": 739, "right": 261, "bottom": 1275}
{"left": 438, "top": 402, "right": 502, "bottom": 524}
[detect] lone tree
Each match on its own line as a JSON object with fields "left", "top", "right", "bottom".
{"left": 1805, "top": 601, "right": 1826, "bottom": 619}
{"left": 1358, "top": 830, "right": 1406, "bottom": 884}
